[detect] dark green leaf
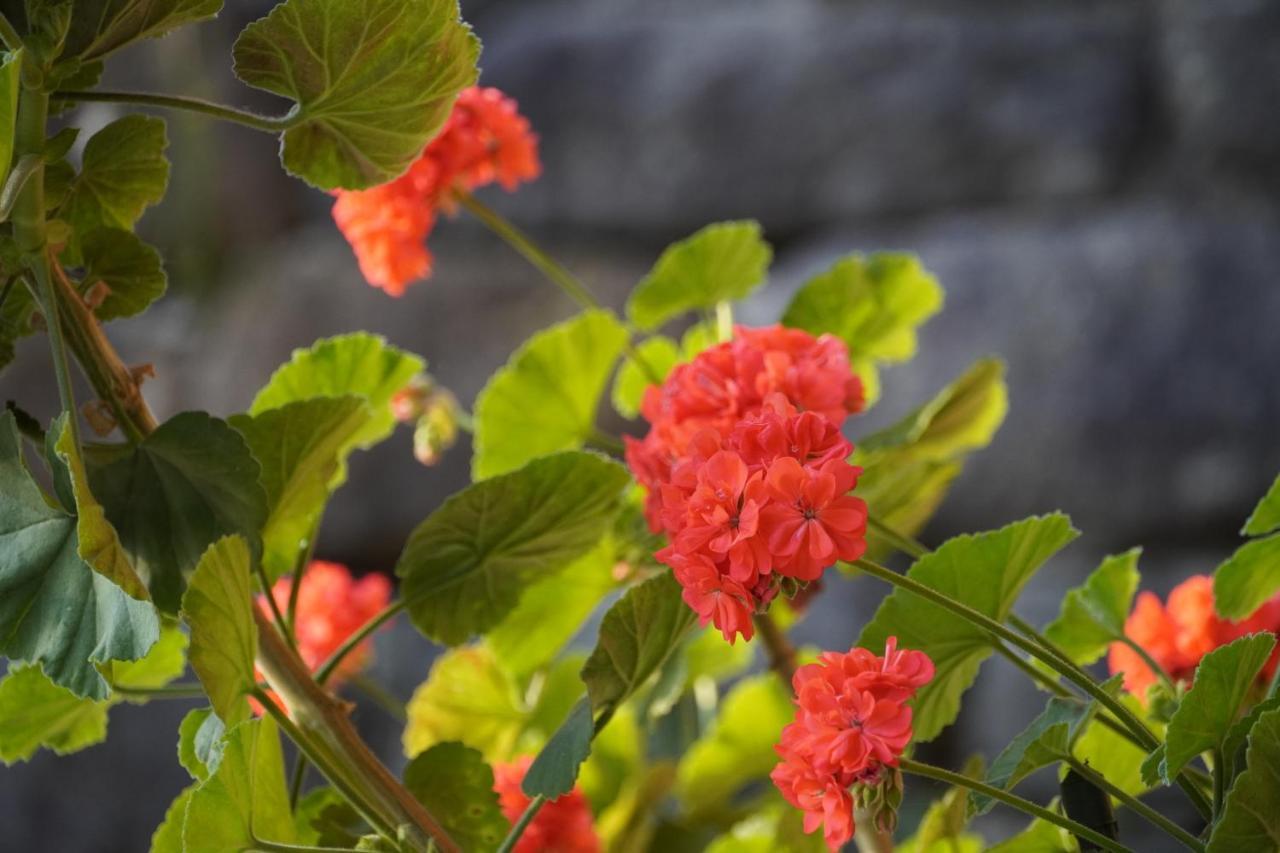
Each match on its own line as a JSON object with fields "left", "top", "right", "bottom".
{"left": 80, "top": 228, "right": 167, "bottom": 321}
{"left": 582, "top": 572, "right": 699, "bottom": 717}
{"left": 612, "top": 335, "right": 679, "bottom": 419}
{"left": 1042, "top": 549, "right": 1140, "bottom": 667}
{"left": 0, "top": 411, "right": 159, "bottom": 699}
{"left": 626, "top": 221, "right": 772, "bottom": 330}
{"left": 87, "top": 411, "right": 268, "bottom": 612}
{"left": 858, "top": 514, "right": 1079, "bottom": 742}
{"left": 403, "top": 644, "right": 524, "bottom": 762}
{"left": 232, "top": 0, "right": 478, "bottom": 190}
{"left": 1162, "top": 633, "right": 1276, "bottom": 782}
{"left": 1059, "top": 769, "right": 1118, "bottom": 852}
{"left": 473, "top": 309, "right": 628, "bottom": 479}
{"left": 971, "top": 697, "right": 1094, "bottom": 815}
{"left": 397, "top": 451, "right": 629, "bottom": 645}
{"left": 1213, "top": 536, "right": 1280, "bottom": 621}
{"left": 1208, "top": 707, "right": 1280, "bottom": 852}
{"left": 1243, "top": 473, "right": 1280, "bottom": 537}
{"left": 782, "top": 253, "right": 942, "bottom": 405}
{"left": 0, "top": 665, "right": 108, "bottom": 763}
{"left": 523, "top": 699, "right": 594, "bottom": 799}
{"left": 61, "top": 0, "right": 222, "bottom": 63}
{"left": 183, "top": 716, "right": 296, "bottom": 852}
{"left": 0, "top": 275, "right": 36, "bottom": 372}
{"left": 403, "top": 741, "right": 507, "bottom": 851}
{"left": 294, "top": 787, "right": 366, "bottom": 847}
{"left": 182, "top": 536, "right": 257, "bottom": 725}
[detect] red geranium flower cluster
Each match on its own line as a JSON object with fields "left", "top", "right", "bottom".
{"left": 625, "top": 325, "right": 867, "bottom": 642}
{"left": 493, "top": 756, "right": 601, "bottom": 853}
{"left": 771, "top": 639, "right": 934, "bottom": 851}
{"left": 1108, "top": 574, "right": 1280, "bottom": 701}
{"left": 332, "top": 86, "right": 540, "bottom": 295}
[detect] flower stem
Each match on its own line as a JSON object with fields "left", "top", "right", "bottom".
{"left": 286, "top": 517, "right": 322, "bottom": 633}
{"left": 51, "top": 90, "right": 296, "bottom": 133}
{"left": 866, "top": 514, "right": 929, "bottom": 560}
{"left": 753, "top": 611, "right": 798, "bottom": 683}
{"left": 256, "top": 561, "right": 299, "bottom": 654}
{"left": 314, "top": 599, "right": 406, "bottom": 686}
{"left": 496, "top": 794, "right": 547, "bottom": 853}
{"left": 1212, "top": 748, "right": 1225, "bottom": 818}
{"left": 899, "top": 757, "right": 1131, "bottom": 852}
{"left": 1119, "top": 635, "right": 1179, "bottom": 695}
{"left": 249, "top": 839, "right": 361, "bottom": 853}
{"left": 0, "top": 12, "right": 22, "bottom": 50}
{"left": 1065, "top": 758, "right": 1205, "bottom": 852}
{"left": 110, "top": 682, "right": 209, "bottom": 699}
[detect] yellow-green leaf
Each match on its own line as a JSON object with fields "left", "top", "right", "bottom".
{"left": 182, "top": 536, "right": 257, "bottom": 725}
{"left": 403, "top": 645, "right": 524, "bottom": 762}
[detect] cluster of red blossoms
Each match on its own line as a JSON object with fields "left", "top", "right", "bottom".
{"left": 493, "top": 756, "right": 601, "bottom": 853}
{"left": 1109, "top": 574, "right": 1280, "bottom": 701}
{"left": 771, "top": 639, "right": 934, "bottom": 851}
{"left": 625, "top": 325, "right": 868, "bottom": 642}
{"left": 332, "top": 86, "right": 540, "bottom": 295}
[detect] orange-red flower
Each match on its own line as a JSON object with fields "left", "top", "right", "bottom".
{"left": 493, "top": 756, "right": 601, "bottom": 853}
{"left": 772, "top": 638, "right": 934, "bottom": 851}
{"left": 332, "top": 86, "right": 541, "bottom": 295}
{"left": 1108, "top": 574, "right": 1280, "bottom": 701}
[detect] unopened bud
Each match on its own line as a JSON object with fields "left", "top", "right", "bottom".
{"left": 390, "top": 374, "right": 435, "bottom": 423}
{"left": 81, "top": 400, "right": 117, "bottom": 436}
{"left": 412, "top": 390, "right": 462, "bottom": 467}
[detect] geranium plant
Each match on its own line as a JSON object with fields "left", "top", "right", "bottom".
{"left": 1, "top": 3, "right": 1278, "bottom": 852}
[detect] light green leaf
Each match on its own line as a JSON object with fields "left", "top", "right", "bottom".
{"left": 988, "top": 812, "right": 1074, "bottom": 853}
{"left": 582, "top": 572, "right": 699, "bottom": 718}
{"left": 524, "top": 699, "right": 594, "bottom": 799}
{"left": 1208, "top": 707, "right": 1280, "bottom": 852}
{"left": 178, "top": 707, "right": 222, "bottom": 781}
{"left": 184, "top": 716, "right": 296, "bottom": 852}
{"left": 403, "top": 741, "right": 507, "bottom": 851}
{"left": 612, "top": 335, "right": 679, "bottom": 419}
{"left": 403, "top": 644, "right": 524, "bottom": 762}
{"left": 87, "top": 411, "right": 268, "bottom": 613}
{"left": 684, "top": 624, "right": 755, "bottom": 686}
{"left": 109, "top": 624, "right": 187, "bottom": 700}
{"left": 0, "top": 411, "right": 159, "bottom": 699}
{"left": 1042, "top": 549, "right": 1140, "bottom": 666}
{"left": 230, "top": 395, "right": 373, "bottom": 579}
{"left": 1214, "top": 536, "right": 1280, "bottom": 621}
{"left": 182, "top": 536, "right": 258, "bottom": 725}
{"left": 0, "top": 665, "right": 108, "bottom": 763}
{"left": 782, "top": 253, "right": 942, "bottom": 406}
{"left": 61, "top": 115, "right": 169, "bottom": 258}
{"left": 61, "top": 0, "right": 222, "bottom": 63}
{"left": 397, "top": 451, "right": 629, "bottom": 646}
{"left": 486, "top": 539, "right": 617, "bottom": 678}
{"left": 1243, "top": 473, "right": 1280, "bottom": 537}
{"left": 249, "top": 332, "right": 422, "bottom": 448}
{"left": 1072, "top": 693, "right": 1153, "bottom": 798}
{"left": 0, "top": 50, "right": 20, "bottom": 185}
{"left": 232, "top": 0, "right": 478, "bottom": 190}
{"left": 80, "top": 228, "right": 167, "bottom": 321}
{"left": 675, "top": 674, "right": 793, "bottom": 815}
{"left": 705, "top": 801, "right": 826, "bottom": 853}
{"left": 473, "top": 309, "right": 628, "bottom": 479}
{"left": 899, "top": 760, "right": 985, "bottom": 853}
{"left": 858, "top": 514, "right": 1079, "bottom": 742}
{"left": 149, "top": 785, "right": 195, "bottom": 853}
{"left": 1162, "top": 633, "right": 1276, "bottom": 782}
{"left": 626, "top": 221, "right": 772, "bottom": 331}
{"left": 971, "top": 697, "right": 1094, "bottom": 815}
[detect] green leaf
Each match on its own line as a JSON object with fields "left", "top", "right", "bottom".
{"left": 486, "top": 539, "right": 617, "bottom": 679}
{"left": 80, "top": 228, "right": 167, "bottom": 321}
{"left": 684, "top": 624, "right": 755, "bottom": 686}
{"left": 704, "top": 801, "right": 826, "bottom": 853}
{"left": 232, "top": 0, "right": 478, "bottom": 190}
{"left": 403, "top": 644, "right": 524, "bottom": 762}
{"left": 60, "top": 0, "right": 222, "bottom": 63}
{"left": 582, "top": 572, "right": 699, "bottom": 718}
{"left": 473, "top": 309, "right": 628, "bottom": 479}
{"left": 230, "top": 395, "right": 373, "bottom": 580}
{"left": 524, "top": 699, "right": 595, "bottom": 799}
{"left": 294, "top": 787, "right": 365, "bottom": 848}
{"left": 61, "top": 115, "right": 169, "bottom": 259}
{"left": 626, "top": 221, "right": 772, "bottom": 331}
{"left": 0, "top": 665, "right": 108, "bottom": 763}
{"left": 858, "top": 514, "right": 1079, "bottom": 742}
{"left": 971, "top": 697, "right": 1094, "bottom": 815}
{"left": 987, "top": 813, "right": 1075, "bottom": 853}
{"left": 1243, "top": 473, "right": 1280, "bottom": 537}
{"left": 249, "top": 332, "right": 422, "bottom": 448}
{"left": 403, "top": 741, "right": 508, "bottom": 851}
{"left": 109, "top": 624, "right": 188, "bottom": 699}
{"left": 1042, "top": 549, "right": 1140, "bottom": 667}
{"left": 87, "top": 411, "right": 268, "bottom": 612}
{"left": 612, "top": 335, "right": 679, "bottom": 419}
{"left": 182, "top": 536, "right": 258, "bottom": 725}
{"left": 1208, "top": 707, "right": 1280, "bottom": 852}
{"left": 0, "top": 411, "right": 159, "bottom": 699}
{"left": 178, "top": 707, "right": 222, "bottom": 781}
{"left": 782, "top": 253, "right": 942, "bottom": 406}
{"left": 397, "top": 451, "right": 629, "bottom": 646}
{"left": 1072, "top": 694, "right": 1152, "bottom": 798}
{"left": 1162, "top": 633, "right": 1276, "bottom": 782}
{"left": 1213, "top": 535, "right": 1280, "bottom": 621}
{"left": 184, "top": 716, "right": 296, "bottom": 852}
{"left": 149, "top": 786, "right": 195, "bottom": 853}
{"left": 899, "top": 759, "right": 986, "bottom": 853}
{"left": 0, "top": 275, "right": 36, "bottom": 371}
{"left": 675, "top": 674, "right": 793, "bottom": 815}
{"left": 0, "top": 49, "right": 20, "bottom": 185}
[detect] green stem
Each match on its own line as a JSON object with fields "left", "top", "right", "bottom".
{"left": 898, "top": 757, "right": 1131, "bottom": 853}
{"left": 288, "top": 753, "right": 309, "bottom": 810}
{"left": 714, "top": 300, "right": 733, "bottom": 342}
{"left": 1212, "top": 748, "right": 1226, "bottom": 819}
{"left": 51, "top": 90, "right": 296, "bottom": 133}
{"left": 0, "top": 11, "right": 21, "bottom": 51}
{"left": 314, "top": 599, "right": 405, "bottom": 686}
{"left": 249, "top": 840, "right": 359, "bottom": 853}
{"left": 866, "top": 514, "right": 929, "bottom": 560}
{"left": 256, "top": 561, "right": 298, "bottom": 654}
{"left": 286, "top": 517, "right": 322, "bottom": 633}
{"left": 348, "top": 673, "right": 407, "bottom": 723}
{"left": 587, "top": 427, "right": 625, "bottom": 456}
{"left": 110, "top": 682, "right": 208, "bottom": 699}
{"left": 1120, "top": 635, "right": 1178, "bottom": 694}
{"left": 0, "top": 154, "right": 43, "bottom": 222}
{"left": 1065, "top": 758, "right": 1205, "bottom": 852}
{"left": 496, "top": 795, "right": 547, "bottom": 853}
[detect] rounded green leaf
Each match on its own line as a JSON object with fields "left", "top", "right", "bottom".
{"left": 0, "top": 665, "right": 108, "bottom": 764}
{"left": 1214, "top": 535, "right": 1280, "bottom": 621}
{"left": 1042, "top": 549, "right": 1141, "bottom": 667}
{"left": 403, "top": 741, "right": 508, "bottom": 851}
{"left": 182, "top": 536, "right": 258, "bottom": 725}
{"left": 1208, "top": 707, "right": 1280, "bottom": 852}
{"left": 80, "top": 228, "right": 167, "bottom": 321}
{"left": 403, "top": 645, "right": 524, "bottom": 761}
{"left": 60, "top": 0, "right": 222, "bottom": 64}
{"left": 611, "top": 335, "right": 679, "bottom": 419}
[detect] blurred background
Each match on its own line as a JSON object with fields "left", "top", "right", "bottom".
{"left": 2, "top": 0, "right": 1279, "bottom": 849}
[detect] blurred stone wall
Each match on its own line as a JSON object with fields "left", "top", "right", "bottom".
{"left": 2, "top": 0, "right": 1279, "bottom": 849}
